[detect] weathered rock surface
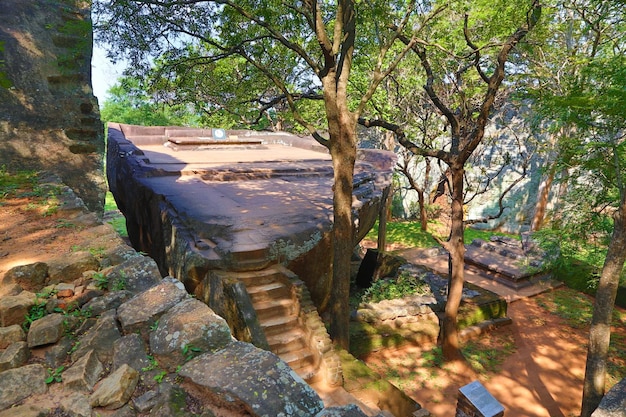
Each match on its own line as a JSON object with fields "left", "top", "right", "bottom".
{"left": 1, "top": 262, "right": 48, "bottom": 291}
{"left": 27, "top": 313, "right": 71, "bottom": 348}
{"left": 0, "top": 171, "right": 414, "bottom": 416}
{"left": 150, "top": 297, "right": 233, "bottom": 370}
{"left": 102, "top": 255, "right": 162, "bottom": 293}
{"left": 0, "top": 364, "right": 47, "bottom": 409}
{"left": 0, "top": 291, "right": 35, "bottom": 327}
{"left": 90, "top": 364, "right": 140, "bottom": 410}
{"left": 591, "top": 377, "right": 626, "bottom": 417}
{"left": 0, "top": 0, "right": 105, "bottom": 212}
{"left": 0, "top": 324, "right": 25, "bottom": 349}
{"left": 63, "top": 349, "right": 103, "bottom": 392}
{"left": 70, "top": 309, "right": 121, "bottom": 363}
{"left": 48, "top": 251, "right": 100, "bottom": 285}
{"left": 0, "top": 341, "right": 29, "bottom": 371}
{"left": 117, "top": 278, "right": 187, "bottom": 336}
{"left": 179, "top": 341, "right": 325, "bottom": 417}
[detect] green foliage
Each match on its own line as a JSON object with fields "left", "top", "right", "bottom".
{"left": 366, "top": 221, "right": 440, "bottom": 248}
{"left": 463, "top": 333, "right": 516, "bottom": 376}
{"left": 0, "top": 168, "right": 38, "bottom": 200}
{"left": 104, "top": 192, "right": 128, "bottom": 237}
{"left": 100, "top": 76, "right": 200, "bottom": 126}
{"left": 360, "top": 271, "right": 430, "bottom": 304}
{"left": 22, "top": 300, "right": 47, "bottom": 332}
{"left": 366, "top": 220, "right": 518, "bottom": 249}
{"left": 532, "top": 227, "right": 615, "bottom": 294}
{"left": 45, "top": 366, "right": 65, "bottom": 384}
{"left": 92, "top": 272, "right": 109, "bottom": 291}
{"left": 181, "top": 344, "right": 202, "bottom": 362}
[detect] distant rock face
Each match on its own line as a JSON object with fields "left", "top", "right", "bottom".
{"left": 0, "top": 0, "right": 105, "bottom": 213}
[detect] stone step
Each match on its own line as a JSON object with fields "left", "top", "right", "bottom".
{"left": 246, "top": 282, "right": 290, "bottom": 303}
{"left": 254, "top": 298, "right": 297, "bottom": 321}
{"left": 236, "top": 269, "right": 286, "bottom": 287}
{"left": 279, "top": 347, "right": 316, "bottom": 372}
{"left": 266, "top": 328, "right": 307, "bottom": 355}
{"left": 261, "top": 314, "right": 300, "bottom": 337}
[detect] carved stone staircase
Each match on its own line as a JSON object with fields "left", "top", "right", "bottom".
{"left": 233, "top": 265, "right": 342, "bottom": 385}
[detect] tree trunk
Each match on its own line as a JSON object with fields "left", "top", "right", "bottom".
{"left": 418, "top": 189, "right": 428, "bottom": 231}
{"left": 441, "top": 163, "right": 465, "bottom": 361}
{"left": 580, "top": 199, "right": 626, "bottom": 416}
{"left": 327, "top": 115, "right": 357, "bottom": 350}
{"left": 377, "top": 186, "right": 391, "bottom": 253}
{"left": 530, "top": 165, "right": 555, "bottom": 231}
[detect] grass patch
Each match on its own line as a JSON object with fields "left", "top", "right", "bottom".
{"left": 463, "top": 332, "right": 516, "bottom": 377}
{"left": 0, "top": 167, "right": 38, "bottom": 199}
{"left": 105, "top": 191, "right": 128, "bottom": 237}
{"left": 366, "top": 219, "right": 519, "bottom": 249}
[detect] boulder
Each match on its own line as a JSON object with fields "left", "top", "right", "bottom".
{"left": 117, "top": 278, "right": 187, "bottom": 337}
{"left": 48, "top": 251, "right": 100, "bottom": 284}
{"left": 71, "top": 309, "right": 121, "bottom": 363}
{"left": 150, "top": 298, "right": 233, "bottom": 371}
{"left": 60, "top": 392, "right": 92, "bottom": 417}
{"left": 0, "top": 324, "right": 25, "bottom": 349}
{"left": 0, "top": 364, "right": 47, "bottom": 410}
{"left": 591, "top": 377, "right": 626, "bottom": 417}
{"left": 44, "top": 335, "right": 73, "bottom": 368}
{"left": 63, "top": 349, "right": 103, "bottom": 392}
{"left": 90, "top": 364, "right": 139, "bottom": 410}
{"left": 82, "top": 290, "right": 133, "bottom": 316}
{"left": 179, "top": 341, "right": 324, "bottom": 417}
{"left": 2, "top": 262, "right": 48, "bottom": 292}
{"left": 0, "top": 404, "right": 49, "bottom": 417}
{"left": 27, "top": 313, "right": 70, "bottom": 347}
{"left": 112, "top": 333, "right": 151, "bottom": 373}
{"left": 316, "top": 405, "right": 370, "bottom": 417}
{"left": 103, "top": 255, "right": 162, "bottom": 294}
{"left": 0, "top": 291, "right": 36, "bottom": 327}
{"left": 0, "top": 341, "right": 29, "bottom": 371}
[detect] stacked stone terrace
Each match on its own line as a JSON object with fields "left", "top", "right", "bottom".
{"left": 107, "top": 123, "right": 396, "bottom": 387}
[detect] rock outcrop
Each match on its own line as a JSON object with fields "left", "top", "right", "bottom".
{"left": 0, "top": 231, "right": 381, "bottom": 417}
{"left": 0, "top": 0, "right": 105, "bottom": 213}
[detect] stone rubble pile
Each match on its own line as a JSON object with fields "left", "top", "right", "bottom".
{"left": 0, "top": 224, "right": 377, "bottom": 417}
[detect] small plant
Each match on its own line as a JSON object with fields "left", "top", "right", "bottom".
{"left": 182, "top": 344, "right": 202, "bottom": 362}
{"left": 92, "top": 272, "right": 109, "bottom": 290}
{"left": 67, "top": 340, "right": 80, "bottom": 355}
{"left": 111, "top": 272, "right": 127, "bottom": 291}
{"left": 22, "top": 300, "right": 48, "bottom": 331}
{"left": 142, "top": 355, "right": 159, "bottom": 372}
{"left": 55, "top": 219, "right": 76, "bottom": 229}
{"left": 45, "top": 366, "right": 65, "bottom": 384}
{"left": 154, "top": 370, "right": 167, "bottom": 384}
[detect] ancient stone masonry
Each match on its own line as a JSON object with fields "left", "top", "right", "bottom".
{"left": 107, "top": 123, "right": 397, "bottom": 386}
{"left": 0, "top": 0, "right": 105, "bottom": 213}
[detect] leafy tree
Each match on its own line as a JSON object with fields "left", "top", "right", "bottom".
{"left": 100, "top": 76, "right": 200, "bottom": 126}
{"left": 93, "top": 0, "right": 444, "bottom": 348}
{"left": 360, "top": 0, "right": 542, "bottom": 360}
{"left": 517, "top": 1, "right": 625, "bottom": 413}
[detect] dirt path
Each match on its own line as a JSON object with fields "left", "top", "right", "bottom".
{"left": 362, "top": 291, "right": 626, "bottom": 417}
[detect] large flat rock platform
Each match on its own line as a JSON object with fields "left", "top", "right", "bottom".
{"left": 106, "top": 123, "right": 395, "bottom": 306}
